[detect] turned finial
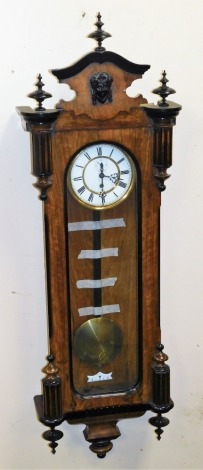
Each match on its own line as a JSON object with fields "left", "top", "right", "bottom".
{"left": 152, "top": 71, "right": 176, "bottom": 107}
{"left": 88, "top": 13, "right": 111, "bottom": 52}
{"left": 28, "top": 74, "right": 52, "bottom": 111}
{"left": 42, "top": 354, "right": 59, "bottom": 379}
{"left": 153, "top": 343, "right": 169, "bottom": 364}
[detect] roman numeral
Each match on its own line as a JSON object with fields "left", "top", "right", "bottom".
{"left": 117, "top": 157, "right": 124, "bottom": 165}
{"left": 88, "top": 192, "right": 94, "bottom": 202}
{"left": 84, "top": 152, "right": 91, "bottom": 160}
{"left": 73, "top": 176, "right": 82, "bottom": 181}
{"left": 121, "top": 170, "right": 130, "bottom": 175}
{"left": 118, "top": 180, "right": 127, "bottom": 188}
{"left": 109, "top": 148, "right": 114, "bottom": 157}
{"left": 97, "top": 147, "right": 102, "bottom": 156}
{"left": 78, "top": 185, "right": 86, "bottom": 195}
{"left": 99, "top": 192, "right": 106, "bottom": 204}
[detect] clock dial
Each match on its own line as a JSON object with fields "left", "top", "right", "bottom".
{"left": 68, "top": 142, "right": 135, "bottom": 209}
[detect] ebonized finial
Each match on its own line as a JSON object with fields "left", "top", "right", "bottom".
{"left": 28, "top": 74, "right": 52, "bottom": 111}
{"left": 43, "top": 427, "right": 63, "bottom": 454}
{"left": 42, "top": 354, "right": 63, "bottom": 454}
{"left": 88, "top": 13, "right": 111, "bottom": 52}
{"left": 152, "top": 71, "right": 176, "bottom": 107}
{"left": 149, "top": 343, "right": 171, "bottom": 440}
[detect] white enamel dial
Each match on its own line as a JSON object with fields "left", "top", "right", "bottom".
{"left": 68, "top": 142, "right": 135, "bottom": 209}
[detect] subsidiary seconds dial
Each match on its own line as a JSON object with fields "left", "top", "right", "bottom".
{"left": 68, "top": 143, "right": 135, "bottom": 209}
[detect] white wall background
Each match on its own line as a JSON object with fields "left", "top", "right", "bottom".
{"left": 0, "top": 1, "right": 203, "bottom": 469}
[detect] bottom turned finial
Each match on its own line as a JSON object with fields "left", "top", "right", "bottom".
{"left": 43, "top": 427, "right": 63, "bottom": 454}
{"left": 83, "top": 420, "right": 120, "bottom": 458}
{"left": 154, "top": 168, "right": 171, "bottom": 191}
{"left": 89, "top": 439, "right": 113, "bottom": 458}
{"left": 33, "top": 176, "right": 52, "bottom": 201}
{"left": 149, "top": 413, "right": 170, "bottom": 440}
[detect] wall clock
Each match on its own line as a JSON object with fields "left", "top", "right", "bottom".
{"left": 17, "top": 13, "right": 181, "bottom": 458}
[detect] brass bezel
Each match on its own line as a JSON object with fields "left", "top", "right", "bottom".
{"left": 67, "top": 142, "right": 136, "bottom": 211}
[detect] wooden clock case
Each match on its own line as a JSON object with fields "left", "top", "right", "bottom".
{"left": 17, "top": 14, "right": 181, "bottom": 458}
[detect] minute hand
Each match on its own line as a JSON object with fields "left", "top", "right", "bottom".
{"left": 99, "top": 163, "right": 106, "bottom": 205}
{"left": 99, "top": 163, "right": 105, "bottom": 191}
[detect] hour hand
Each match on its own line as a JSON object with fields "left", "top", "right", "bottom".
{"left": 100, "top": 172, "right": 119, "bottom": 183}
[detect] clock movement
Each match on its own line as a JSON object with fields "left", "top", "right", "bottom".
{"left": 17, "top": 13, "right": 181, "bottom": 458}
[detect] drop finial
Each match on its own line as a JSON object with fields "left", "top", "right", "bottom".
{"left": 88, "top": 13, "right": 111, "bottom": 52}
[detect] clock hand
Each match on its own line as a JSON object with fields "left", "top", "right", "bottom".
{"left": 99, "top": 162, "right": 105, "bottom": 191}
{"left": 99, "top": 163, "right": 107, "bottom": 205}
{"left": 99, "top": 166, "right": 119, "bottom": 184}
{"left": 108, "top": 173, "right": 119, "bottom": 183}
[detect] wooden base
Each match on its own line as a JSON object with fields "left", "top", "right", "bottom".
{"left": 34, "top": 394, "right": 173, "bottom": 456}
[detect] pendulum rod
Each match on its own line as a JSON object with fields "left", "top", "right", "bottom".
{"left": 93, "top": 211, "right": 102, "bottom": 309}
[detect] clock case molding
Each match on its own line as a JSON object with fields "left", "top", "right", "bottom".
{"left": 17, "top": 14, "right": 181, "bottom": 458}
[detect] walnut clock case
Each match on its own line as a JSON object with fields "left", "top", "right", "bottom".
{"left": 17, "top": 14, "right": 181, "bottom": 458}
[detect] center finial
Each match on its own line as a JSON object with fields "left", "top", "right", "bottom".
{"left": 88, "top": 13, "right": 111, "bottom": 52}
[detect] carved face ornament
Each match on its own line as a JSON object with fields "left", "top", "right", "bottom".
{"left": 90, "top": 72, "right": 113, "bottom": 105}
